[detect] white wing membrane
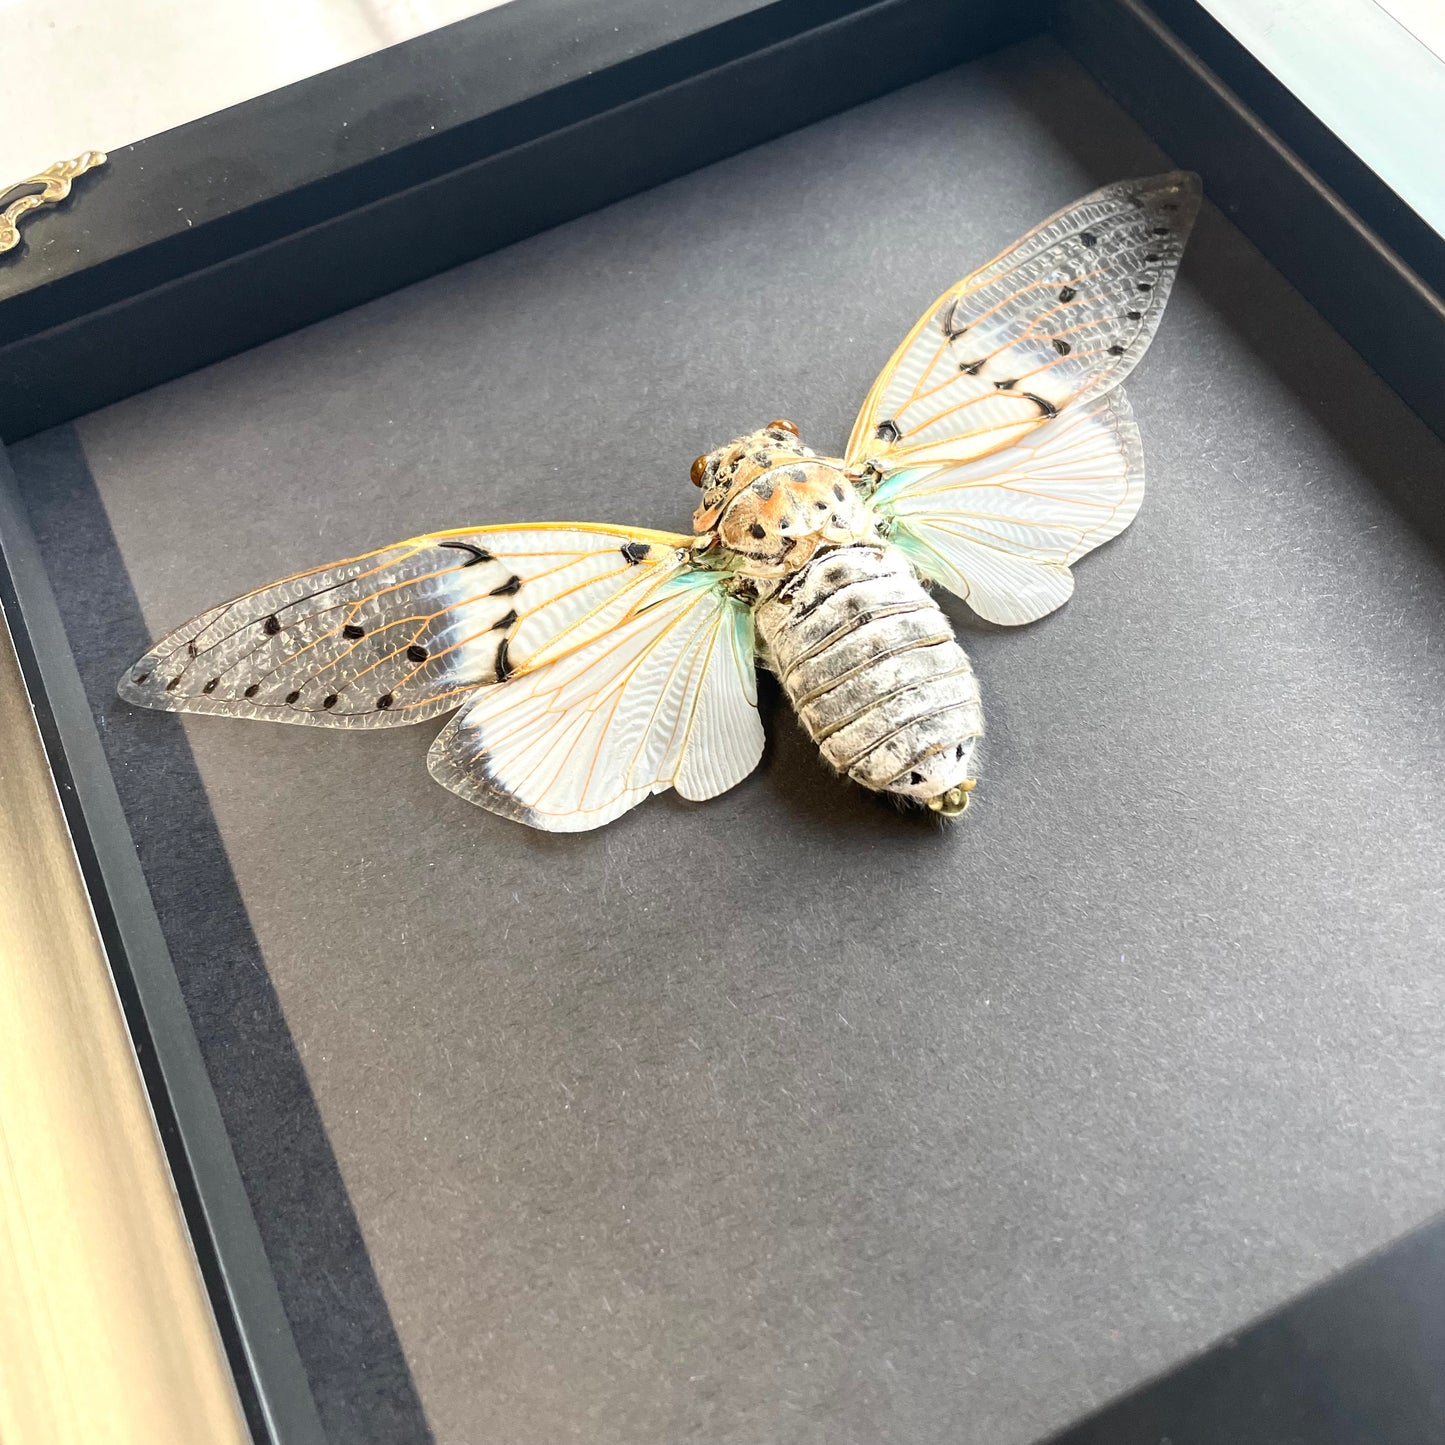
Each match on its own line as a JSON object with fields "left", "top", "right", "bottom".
{"left": 848, "top": 172, "right": 1199, "bottom": 469}
{"left": 119, "top": 524, "right": 694, "bottom": 728}
{"left": 428, "top": 571, "right": 762, "bottom": 831}
{"left": 873, "top": 388, "right": 1145, "bottom": 625}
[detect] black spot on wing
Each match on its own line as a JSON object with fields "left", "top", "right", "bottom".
{"left": 620, "top": 541, "right": 650, "bottom": 565}
{"left": 440, "top": 540, "right": 493, "bottom": 566}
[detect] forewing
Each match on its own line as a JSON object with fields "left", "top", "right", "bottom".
{"left": 118, "top": 524, "right": 694, "bottom": 727}
{"left": 427, "top": 571, "right": 763, "bottom": 832}
{"left": 872, "top": 387, "right": 1144, "bottom": 626}
{"left": 847, "top": 172, "right": 1199, "bottom": 469}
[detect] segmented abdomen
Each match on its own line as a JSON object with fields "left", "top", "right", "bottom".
{"left": 754, "top": 545, "right": 982, "bottom": 802}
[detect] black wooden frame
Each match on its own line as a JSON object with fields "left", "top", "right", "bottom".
{"left": 2, "top": 1, "right": 1442, "bottom": 1439}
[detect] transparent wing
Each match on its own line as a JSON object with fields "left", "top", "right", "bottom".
{"left": 847, "top": 172, "right": 1199, "bottom": 470}
{"left": 427, "top": 570, "right": 763, "bottom": 832}
{"left": 118, "top": 524, "right": 696, "bottom": 728}
{"left": 871, "top": 387, "right": 1144, "bottom": 626}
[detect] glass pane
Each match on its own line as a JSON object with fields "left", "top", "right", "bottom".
{"left": 1198, "top": 0, "right": 1445, "bottom": 239}
{"left": 1, "top": 0, "right": 512, "bottom": 182}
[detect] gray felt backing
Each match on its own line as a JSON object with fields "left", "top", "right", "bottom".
{"left": 11, "top": 36, "right": 1445, "bottom": 1445}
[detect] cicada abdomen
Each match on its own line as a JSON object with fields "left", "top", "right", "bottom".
{"left": 755, "top": 546, "right": 982, "bottom": 814}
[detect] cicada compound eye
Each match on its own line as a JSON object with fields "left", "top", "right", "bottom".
{"left": 767, "top": 419, "right": 800, "bottom": 437}
{"left": 690, "top": 453, "right": 709, "bottom": 487}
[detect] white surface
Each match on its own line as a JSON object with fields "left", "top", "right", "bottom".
{"left": 1373, "top": 0, "right": 1445, "bottom": 63}
{"left": 0, "top": 0, "right": 510, "bottom": 184}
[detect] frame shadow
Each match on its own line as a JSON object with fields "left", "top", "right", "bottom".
{"left": 10, "top": 425, "right": 433, "bottom": 1445}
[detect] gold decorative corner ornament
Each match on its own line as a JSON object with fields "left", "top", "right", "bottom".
{"left": 0, "top": 150, "right": 107, "bottom": 255}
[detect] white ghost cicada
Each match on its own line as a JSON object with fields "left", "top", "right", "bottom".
{"left": 121, "top": 173, "right": 1200, "bottom": 832}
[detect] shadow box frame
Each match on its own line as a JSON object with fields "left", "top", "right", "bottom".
{"left": 1, "top": 0, "right": 1442, "bottom": 1441}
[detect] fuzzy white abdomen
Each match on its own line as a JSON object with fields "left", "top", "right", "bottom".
{"left": 755, "top": 546, "right": 982, "bottom": 804}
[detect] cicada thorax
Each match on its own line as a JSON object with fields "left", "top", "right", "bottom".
{"left": 691, "top": 422, "right": 874, "bottom": 577}
{"left": 714, "top": 458, "right": 877, "bottom": 574}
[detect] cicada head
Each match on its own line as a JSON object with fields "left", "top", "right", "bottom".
{"left": 690, "top": 421, "right": 811, "bottom": 533}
